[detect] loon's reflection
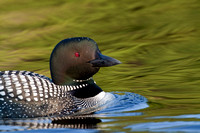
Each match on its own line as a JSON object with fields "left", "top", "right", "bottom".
{"left": 0, "top": 116, "right": 102, "bottom": 131}
{"left": 52, "top": 116, "right": 102, "bottom": 129}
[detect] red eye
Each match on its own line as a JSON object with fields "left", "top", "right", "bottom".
{"left": 75, "top": 52, "right": 80, "bottom": 57}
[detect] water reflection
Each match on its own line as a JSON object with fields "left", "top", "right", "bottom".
{"left": 125, "top": 121, "right": 200, "bottom": 132}
{"left": 52, "top": 117, "right": 101, "bottom": 129}
{"left": 148, "top": 114, "right": 200, "bottom": 119}
{"left": 0, "top": 116, "right": 101, "bottom": 132}
{"left": 125, "top": 114, "right": 200, "bottom": 132}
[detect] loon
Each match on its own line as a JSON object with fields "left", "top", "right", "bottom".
{"left": 0, "top": 37, "right": 121, "bottom": 119}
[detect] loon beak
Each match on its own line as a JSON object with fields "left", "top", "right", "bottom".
{"left": 89, "top": 53, "right": 121, "bottom": 67}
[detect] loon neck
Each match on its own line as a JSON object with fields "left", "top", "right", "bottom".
{"left": 72, "top": 77, "right": 93, "bottom": 83}
{"left": 56, "top": 78, "right": 103, "bottom": 98}
{"left": 49, "top": 71, "right": 103, "bottom": 98}
{"left": 62, "top": 77, "right": 94, "bottom": 86}
{"left": 68, "top": 82, "right": 103, "bottom": 98}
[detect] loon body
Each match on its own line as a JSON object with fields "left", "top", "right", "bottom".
{"left": 0, "top": 37, "right": 121, "bottom": 118}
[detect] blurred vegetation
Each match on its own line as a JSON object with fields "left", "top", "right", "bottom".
{"left": 0, "top": 0, "right": 200, "bottom": 115}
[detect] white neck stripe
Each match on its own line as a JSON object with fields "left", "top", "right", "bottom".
{"left": 60, "top": 83, "right": 89, "bottom": 91}
{"left": 72, "top": 77, "right": 92, "bottom": 83}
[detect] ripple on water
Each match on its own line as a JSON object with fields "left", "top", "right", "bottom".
{"left": 124, "top": 113, "right": 200, "bottom": 132}
{"left": 125, "top": 121, "right": 200, "bottom": 132}
{"left": 95, "top": 91, "right": 149, "bottom": 117}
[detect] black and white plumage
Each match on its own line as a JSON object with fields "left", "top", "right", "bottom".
{"left": 0, "top": 37, "right": 121, "bottom": 119}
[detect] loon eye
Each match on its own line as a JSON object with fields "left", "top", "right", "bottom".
{"left": 75, "top": 52, "right": 80, "bottom": 57}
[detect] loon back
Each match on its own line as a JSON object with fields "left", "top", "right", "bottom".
{"left": 0, "top": 70, "right": 109, "bottom": 118}
{"left": 0, "top": 37, "right": 121, "bottom": 119}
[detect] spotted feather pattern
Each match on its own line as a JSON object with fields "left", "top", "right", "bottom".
{"left": 0, "top": 70, "right": 52, "bottom": 82}
{"left": 0, "top": 71, "right": 106, "bottom": 118}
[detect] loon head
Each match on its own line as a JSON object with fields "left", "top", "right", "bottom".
{"left": 50, "top": 37, "right": 121, "bottom": 85}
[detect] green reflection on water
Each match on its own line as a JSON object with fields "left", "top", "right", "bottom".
{"left": 0, "top": 0, "right": 200, "bottom": 132}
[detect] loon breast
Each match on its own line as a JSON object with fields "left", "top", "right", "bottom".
{"left": 0, "top": 70, "right": 106, "bottom": 118}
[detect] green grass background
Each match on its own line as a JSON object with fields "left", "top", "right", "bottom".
{"left": 0, "top": 0, "right": 200, "bottom": 117}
